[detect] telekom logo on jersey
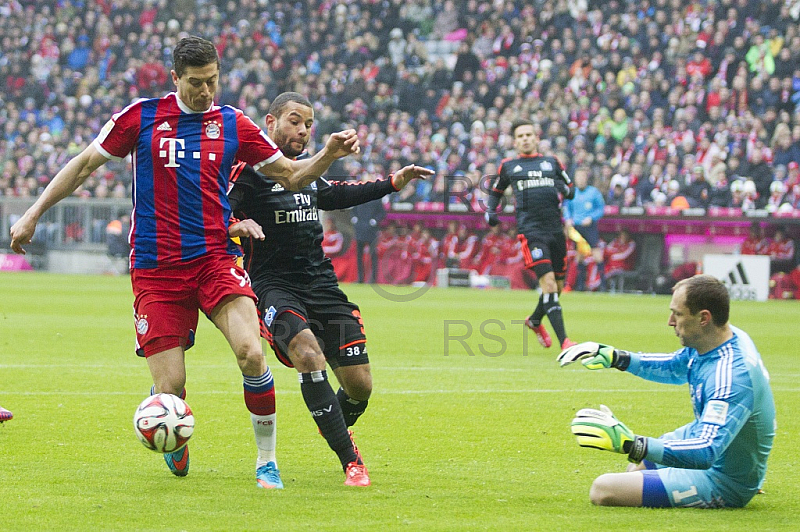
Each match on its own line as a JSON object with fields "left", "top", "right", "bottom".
{"left": 158, "top": 137, "right": 218, "bottom": 168}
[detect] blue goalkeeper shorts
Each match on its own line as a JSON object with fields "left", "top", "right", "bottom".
{"left": 642, "top": 426, "right": 753, "bottom": 508}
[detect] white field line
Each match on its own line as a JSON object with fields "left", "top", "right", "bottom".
{"left": 2, "top": 363, "right": 798, "bottom": 381}
{"left": 3, "top": 388, "right": 800, "bottom": 396}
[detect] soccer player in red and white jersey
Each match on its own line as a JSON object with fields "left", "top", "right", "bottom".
{"left": 603, "top": 229, "right": 637, "bottom": 278}
{"left": 455, "top": 223, "right": 480, "bottom": 269}
{"left": 474, "top": 224, "right": 505, "bottom": 275}
{"left": 441, "top": 220, "right": 461, "bottom": 268}
{"left": 740, "top": 222, "right": 770, "bottom": 255}
{"left": 9, "top": 36, "right": 359, "bottom": 489}
{"left": 408, "top": 223, "right": 435, "bottom": 282}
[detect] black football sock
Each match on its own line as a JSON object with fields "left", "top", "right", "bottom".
{"left": 299, "top": 371, "right": 358, "bottom": 469}
{"left": 529, "top": 294, "right": 545, "bottom": 325}
{"left": 336, "top": 387, "right": 368, "bottom": 427}
{"left": 543, "top": 293, "right": 568, "bottom": 345}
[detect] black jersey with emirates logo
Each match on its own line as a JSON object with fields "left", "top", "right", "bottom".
{"left": 486, "top": 153, "right": 574, "bottom": 234}
{"left": 227, "top": 160, "right": 396, "bottom": 288}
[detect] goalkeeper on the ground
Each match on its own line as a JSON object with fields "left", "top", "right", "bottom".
{"left": 558, "top": 275, "right": 775, "bottom": 509}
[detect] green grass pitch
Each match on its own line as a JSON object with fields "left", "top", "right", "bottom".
{"left": 1, "top": 272, "right": 798, "bottom": 531}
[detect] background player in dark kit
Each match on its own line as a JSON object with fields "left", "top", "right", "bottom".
{"left": 484, "top": 119, "right": 576, "bottom": 350}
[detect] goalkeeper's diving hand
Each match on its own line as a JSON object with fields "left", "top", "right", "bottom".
{"left": 571, "top": 405, "right": 648, "bottom": 463}
{"left": 557, "top": 341, "right": 630, "bottom": 370}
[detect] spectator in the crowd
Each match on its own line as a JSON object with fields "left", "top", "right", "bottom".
{"left": 622, "top": 187, "right": 638, "bottom": 208}
{"left": 772, "top": 125, "right": 800, "bottom": 167}
{"left": 741, "top": 180, "right": 760, "bottom": 211}
{"left": 387, "top": 28, "right": 407, "bottom": 67}
{"left": 431, "top": 0, "right": 461, "bottom": 41}
{"left": 664, "top": 180, "right": 683, "bottom": 208}
{"left": 607, "top": 178, "right": 626, "bottom": 208}
{"left": 727, "top": 180, "right": 744, "bottom": 209}
{"left": 1, "top": 0, "right": 799, "bottom": 228}
{"left": 783, "top": 182, "right": 800, "bottom": 211}
{"left": 787, "top": 162, "right": 800, "bottom": 188}
{"left": 635, "top": 163, "right": 664, "bottom": 206}
{"left": 746, "top": 33, "right": 775, "bottom": 77}
{"left": 740, "top": 149, "right": 774, "bottom": 208}
{"left": 709, "top": 174, "right": 732, "bottom": 207}
{"left": 766, "top": 180, "right": 787, "bottom": 213}
{"left": 452, "top": 41, "right": 481, "bottom": 83}
{"left": 685, "top": 165, "right": 713, "bottom": 208}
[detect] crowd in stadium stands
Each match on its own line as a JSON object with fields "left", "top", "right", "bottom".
{"left": 2, "top": 0, "right": 800, "bottom": 291}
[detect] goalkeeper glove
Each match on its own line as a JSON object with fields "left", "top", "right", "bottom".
{"left": 557, "top": 341, "right": 631, "bottom": 371}
{"left": 570, "top": 405, "right": 648, "bottom": 463}
{"left": 484, "top": 211, "right": 500, "bottom": 227}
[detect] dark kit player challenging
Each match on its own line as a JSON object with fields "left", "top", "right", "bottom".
{"left": 484, "top": 119, "right": 576, "bottom": 350}
{"left": 228, "top": 92, "right": 432, "bottom": 486}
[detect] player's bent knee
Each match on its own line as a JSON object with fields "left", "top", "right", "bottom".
{"left": 290, "top": 346, "right": 327, "bottom": 372}
{"left": 346, "top": 376, "right": 372, "bottom": 400}
{"left": 538, "top": 272, "right": 558, "bottom": 293}
{"left": 589, "top": 474, "right": 618, "bottom": 506}
{"left": 339, "top": 366, "right": 373, "bottom": 400}
{"left": 235, "top": 343, "right": 266, "bottom": 374}
{"left": 589, "top": 473, "right": 643, "bottom": 507}
{"left": 589, "top": 475, "right": 611, "bottom": 506}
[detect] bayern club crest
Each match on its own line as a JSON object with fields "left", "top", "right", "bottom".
{"left": 135, "top": 314, "right": 149, "bottom": 335}
{"left": 205, "top": 121, "right": 221, "bottom": 139}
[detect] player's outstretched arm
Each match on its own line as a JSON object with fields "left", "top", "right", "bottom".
{"left": 318, "top": 164, "right": 434, "bottom": 211}
{"left": 10, "top": 145, "right": 109, "bottom": 254}
{"left": 571, "top": 405, "right": 647, "bottom": 463}
{"left": 266, "top": 129, "right": 360, "bottom": 191}
{"left": 390, "top": 164, "right": 434, "bottom": 190}
{"left": 557, "top": 341, "right": 631, "bottom": 370}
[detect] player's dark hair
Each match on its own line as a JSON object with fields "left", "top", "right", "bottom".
{"left": 675, "top": 275, "right": 730, "bottom": 326}
{"left": 511, "top": 118, "right": 534, "bottom": 136}
{"left": 172, "top": 36, "right": 219, "bottom": 78}
{"left": 268, "top": 92, "right": 312, "bottom": 118}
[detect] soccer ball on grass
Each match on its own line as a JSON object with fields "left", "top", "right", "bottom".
{"left": 133, "top": 393, "right": 195, "bottom": 453}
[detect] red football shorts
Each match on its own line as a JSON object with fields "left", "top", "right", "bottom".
{"left": 131, "top": 254, "right": 257, "bottom": 357}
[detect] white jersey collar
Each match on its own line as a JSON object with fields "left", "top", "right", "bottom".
{"left": 172, "top": 92, "right": 214, "bottom": 114}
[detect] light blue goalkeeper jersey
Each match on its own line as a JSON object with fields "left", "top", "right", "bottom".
{"left": 625, "top": 326, "right": 776, "bottom": 493}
